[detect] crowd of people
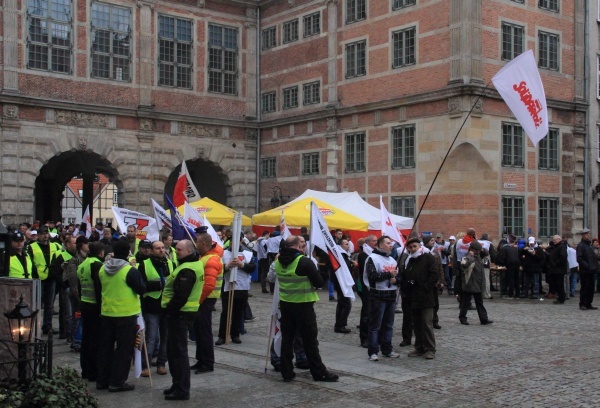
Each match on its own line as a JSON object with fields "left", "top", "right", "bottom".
{"left": 5, "top": 217, "right": 600, "bottom": 398}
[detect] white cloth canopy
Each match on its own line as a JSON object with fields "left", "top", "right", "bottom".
{"left": 293, "top": 189, "right": 413, "bottom": 230}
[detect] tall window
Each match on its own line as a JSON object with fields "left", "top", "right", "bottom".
{"left": 282, "top": 86, "right": 298, "bottom": 109}
{"left": 502, "top": 123, "right": 524, "bottom": 167}
{"left": 346, "top": 0, "right": 366, "bottom": 24}
{"left": 303, "top": 82, "right": 320, "bottom": 105}
{"left": 262, "top": 26, "right": 276, "bottom": 50}
{"left": 283, "top": 19, "right": 299, "bottom": 44}
{"left": 346, "top": 41, "right": 366, "bottom": 78}
{"left": 539, "top": 198, "right": 558, "bottom": 238}
{"left": 391, "top": 196, "right": 415, "bottom": 218}
{"left": 302, "top": 153, "right": 320, "bottom": 175}
{"left": 392, "top": 125, "right": 415, "bottom": 169}
{"left": 597, "top": 56, "right": 600, "bottom": 99}
{"left": 502, "top": 196, "right": 524, "bottom": 237}
{"left": 392, "top": 27, "right": 416, "bottom": 68}
{"left": 91, "top": 3, "right": 131, "bottom": 81}
{"left": 261, "top": 158, "right": 276, "bottom": 178}
{"left": 158, "top": 15, "right": 192, "bottom": 89}
{"left": 208, "top": 24, "right": 238, "bottom": 95}
{"left": 538, "top": 31, "right": 559, "bottom": 71}
{"left": 501, "top": 22, "right": 524, "bottom": 61}
{"left": 538, "top": 0, "right": 559, "bottom": 12}
{"left": 27, "top": 0, "right": 73, "bottom": 73}
{"left": 303, "top": 12, "right": 320, "bottom": 37}
{"left": 393, "top": 0, "right": 416, "bottom": 9}
{"left": 345, "top": 132, "right": 366, "bottom": 173}
{"left": 261, "top": 92, "right": 276, "bottom": 113}
{"left": 539, "top": 128, "right": 559, "bottom": 170}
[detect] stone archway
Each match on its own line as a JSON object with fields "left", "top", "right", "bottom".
{"left": 34, "top": 151, "right": 122, "bottom": 223}
{"left": 164, "top": 159, "right": 230, "bottom": 205}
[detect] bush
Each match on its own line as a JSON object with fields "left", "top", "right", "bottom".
{"left": 0, "top": 366, "right": 98, "bottom": 408}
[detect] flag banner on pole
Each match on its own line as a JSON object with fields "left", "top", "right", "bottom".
{"left": 280, "top": 211, "right": 292, "bottom": 240}
{"left": 203, "top": 215, "right": 223, "bottom": 248}
{"left": 173, "top": 161, "right": 201, "bottom": 207}
{"left": 309, "top": 201, "right": 355, "bottom": 300}
{"left": 380, "top": 196, "right": 405, "bottom": 248}
{"left": 134, "top": 314, "right": 145, "bottom": 378}
{"left": 183, "top": 201, "right": 203, "bottom": 229}
{"left": 111, "top": 206, "right": 159, "bottom": 241}
{"left": 165, "top": 195, "right": 196, "bottom": 241}
{"left": 151, "top": 198, "right": 172, "bottom": 231}
{"left": 269, "top": 279, "right": 282, "bottom": 356}
{"left": 491, "top": 49, "right": 548, "bottom": 146}
{"left": 81, "top": 205, "right": 92, "bottom": 238}
{"left": 228, "top": 213, "right": 242, "bottom": 284}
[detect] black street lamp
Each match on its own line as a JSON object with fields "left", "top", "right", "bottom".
{"left": 5, "top": 295, "right": 38, "bottom": 384}
{"left": 270, "top": 186, "right": 285, "bottom": 209}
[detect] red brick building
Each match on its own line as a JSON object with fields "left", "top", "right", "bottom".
{"left": 0, "top": 0, "right": 587, "bottom": 240}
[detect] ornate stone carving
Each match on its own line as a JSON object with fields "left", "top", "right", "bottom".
{"left": 178, "top": 122, "right": 221, "bottom": 138}
{"left": 197, "top": 0, "right": 205, "bottom": 7}
{"left": 246, "top": 129, "right": 257, "bottom": 140}
{"left": 56, "top": 110, "right": 109, "bottom": 128}
{"left": 196, "top": 147, "right": 205, "bottom": 158}
{"left": 287, "top": 0, "right": 296, "bottom": 6}
{"left": 448, "top": 97, "right": 461, "bottom": 115}
{"left": 139, "top": 118, "right": 153, "bottom": 131}
{"left": 575, "top": 112, "right": 586, "bottom": 129}
{"left": 246, "top": 8, "right": 257, "bottom": 19}
{"left": 3, "top": 105, "right": 18, "bottom": 119}
{"left": 77, "top": 136, "right": 88, "bottom": 150}
{"left": 326, "top": 117, "right": 337, "bottom": 132}
{"left": 471, "top": 96, "right": 483, "bottom": 114}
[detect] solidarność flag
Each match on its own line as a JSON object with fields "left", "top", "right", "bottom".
{"left": 172, "top": 161, "right": 201, "bottom": 207}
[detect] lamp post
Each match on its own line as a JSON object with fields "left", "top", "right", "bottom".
{"left": 5, "top": 295, "right": 38, "bottom": 384}
{"left": 270, "top": 186, "right": 285, "bottom": 209}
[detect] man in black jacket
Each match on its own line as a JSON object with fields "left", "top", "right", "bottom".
{"left": 546, "top": 235, "right": 568, "bottom": 304}
{"left": 576, "top": 229, "right": 599, "bottom": 310}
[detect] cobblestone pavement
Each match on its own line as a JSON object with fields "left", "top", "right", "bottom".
{"left": 51, "top": 287, "right": 600, "bottom": 407}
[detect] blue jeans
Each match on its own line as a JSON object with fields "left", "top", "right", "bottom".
{"left": 367, "top": 298, "right": 396, "bottom": 356}
{"left": 328, "top": 280, "right": 335, "bottom": 298}
{"left": 41, "top": 278, "right": 56, "bottom": 333}
{"left": 442, "top": 264, "right": 451, "bottom": 290}
{"left": 568, "top": 268, "right": 578, "bottom": 297}
{"left": 143, "top": 312, "right": 167, "bottom": 369}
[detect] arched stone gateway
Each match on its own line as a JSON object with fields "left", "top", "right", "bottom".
{"left": 164, "top": 159, "right": 231, "bottom": 206}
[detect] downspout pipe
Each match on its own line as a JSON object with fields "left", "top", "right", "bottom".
{"left": 255, "top": 6, "right": 261, "bottom": 214}
{"left": 583, "top": 0, "right": 590, "bottom": 228}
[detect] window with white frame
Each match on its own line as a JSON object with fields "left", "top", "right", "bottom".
{"left": 393, "top": 0, "right": 416, "bottom": 10}
{"left": 208, "top": 24, "right": 238, "bottom": 95}
{"left": 392, "top": 27, "right": 416, "bottom": 68}
{"left": 261, "top": 92, "right": 276, "bottom": 113}
{"left": 302, "top": 153, "right": 320, "bottom": 175}
{"left": 27, "top": 0, "right": 73, "bottom": 73}
{"left": 538, "top": 31, "right": 559, "bottom": 71}
{"left": 597, "top": 55, "right": 600, "bottom": 99}
{"left": 303, "top": 82, "right": 320, "bottom": 105}
{"left": 282, "top": 86, "right": 298, "bottom": 109}
{"left": 391, "top": 196, "right": 415, "bottom": 218}
{"left": 91, "top": 3, "right": 131, "bottom": 81}
{"left": 346, "top": 0, "right": 366, "bottom": 24}
{"left": 345, "top": 132, "right": 366, "bottom": 173}
{"left": 502, "top": 123, "right": 524, "bottom": 167}
{"left": 283, "top": 19, "right": 299, "bottom": 43}
{"left": 303, "top": 12, "right": 320, "bottom": 37}
{"left": 346, "top": 40, "right": 366, "bottom": 78}
{"left": 391, "top": 125, "right": 415, "bottom": 169}
{"left": 538, "top": 198, "right": 558, "bottom": 238}
{"left": 262, "top": 26, "right": 276, "bottom": 50}
{"left": 502, "top": 196, "right": 525, "bottom": 237}
{"left": 260, "top": 158, "right": 276, "bottom": 178}
{"left": 538, "top": 128, "right": 559, "bottom": 170}
{"left": 501, "top": 22, "right": 524, "bottom": 61}
{"left": 538, "top": 0, "right": 558, "bottom": 12}
{"left": 158, "top": 15, "right": 193, "bottom": 89}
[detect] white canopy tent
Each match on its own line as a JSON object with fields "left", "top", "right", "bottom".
{"left": 293, "top": 189, "right": 414, "bottom": 231}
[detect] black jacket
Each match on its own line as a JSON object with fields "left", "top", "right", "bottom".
{"left": 576, "top": 239, "right": 599, "bottom": 274}
{"left": 164, "top": 253, "right": 200, "bottom": 318}
{"left": 138, "top": 256, "right": 171, "bottom": 315}
{"left": 547, "top": 241, "right": 568, "bottom": 275}
{"left": 399, "top": 251, "right": 438, "bottom": 309}
{"left": 519, "top": 246, "right": 545, "bottom": 274}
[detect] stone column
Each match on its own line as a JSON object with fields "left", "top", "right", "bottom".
{"left": 137, "top": 1, "right": 154, "bottom": 108}
{"left": 448, "top": 0, "right": 482, "bottom": 85}
{"left": 2, "top": 0, "right": 20, "bottom": 93}
{"left": 245, "top": 8, "right": 258, "bottom": 119}
{"left": 325, "top": 0, "right": 339, "bottom": 106}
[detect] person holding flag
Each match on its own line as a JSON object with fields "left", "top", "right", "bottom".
{"left": 275, "top": 235, "right": 339, "bottom": 383}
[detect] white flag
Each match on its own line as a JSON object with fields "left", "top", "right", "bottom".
{"left": 280, "top": 211, "right": 292, "bottom": 240}
{"left": 380, "top": 196, "right": 405, "bottom": 249}
{"left": 203, "top": 215, "right": 223, "bottom": 248}
{"left": 81, "top": 205, "right": 92, "bottom": 238}
{"left": 309, "top": 201, "right": 355, "bottom": 300}
{"left": 151, "top": 198, "right": 172, "bottom": 231}
{"left": 269, "top": 280, "right": 282, "bottom": 356}
{"left": 183, "top": 201, "right": 203, "bottom": 229}
{"left": 111, "top": 206, "right": 159, "bottom": 241}
{"left": 134, "top": 315, "right": 145, "bottom": 378}
{"left": 492, "top": 50, "right": 548, "bottom": 146}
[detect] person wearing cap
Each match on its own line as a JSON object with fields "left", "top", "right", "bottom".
{"left": 519, "top": 237, "right": 545, "bottom": 299}
{"left": 29, "top": 230, "right": 38, "bottom": 244}
{"left": 433, "top": 233, "right": 451, "bottom": 295}
{"left": 133, "top": 239, "right": 152, "bottom": 267}
{"left": 191, "top": 227, "right": 223, "bottom": 374}
{"left": 399, "top": 236, "right": 439, "bottom": 359}
{"left": 29, "top": 225, "right": 61, "bottom": 334}
{"left": 47, "top": 220, "right": 58, "bottom": 235}
{"left": 576, "top": 229, "right": 599, "bottom": 310}
{"left": 8, "top": 231, "right": 32, "bottom": 279}
{"left": 422, "top": 234, "right": 444, "bottom": 330}
{"left": 458, "top": 240, "right": 493, "bottom": 326}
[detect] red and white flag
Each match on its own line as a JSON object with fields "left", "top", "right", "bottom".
{"left": 309, "top": 201, "right": 355, "bottom": 300}
{"left": 111, "top": 206, "right": 159, "bottom": 241}
{"left": 269, "top": 280, "right": 282, "bottom": 356}
{"left": 492, "top": 50, "right": 548, "bottom": 146}
{"left": 172, "top": 161, "right": 201, "bottom": 207}
{"left": 151, "top": 198, "right": 172, "bottom": 231}
{"left": 380, "top": 196, "right": 405, "bottom": 248}
{"left": 133, "top": 314, "right": 145, "bottom": 378}
{"left": 81, "top": 205, "right": 92, "bottom": 238}
{"left": 280, "top": 211, "right": 292, "bottom": 240}
{"left": 182, "top": 202, "right": 223, "bottom": 247}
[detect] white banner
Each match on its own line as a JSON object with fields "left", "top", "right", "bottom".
{"left": 492, "top": 50, "right": 548, "bottom": 146}
{"left": 280, "top": 211, "right": 292, "bottom": 240}
{"left": 380, "top": 196, "right": 405, "bottom": 248}
{"left": 81, "top": 205, "right": 92, "bottom": 238}
{"left": 151, "top": 198, "right": 172, "bottom": 231}
{"left": 134, "top": 314, "right": 145, "bottom": 378}
{"left": 111, "top": 206, "right": 159, "bottom": 242}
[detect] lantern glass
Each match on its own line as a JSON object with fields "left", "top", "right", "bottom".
{"left": 4, "top": 295, "right": 38, "bottom": 343}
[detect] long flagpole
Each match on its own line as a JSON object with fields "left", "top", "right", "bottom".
{"left": 264, "top": 314, "right": 275, "bottom": 374}
{"left": 141, "top": 329, "right": 153, "bottom": 388}
{"left": 225, "top": 213, "right": 242, "bottom": 345}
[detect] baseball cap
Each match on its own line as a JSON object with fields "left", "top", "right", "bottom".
{"left": 449, "top": 236, "right": 456, "bottom": 240}
{"left": 30, "top": 230, "right": 38, "bottom": 235}
{"left": 436, "top": 233, "right": 443, "bottom": 238}
{"left": 38, "top": 226, "right": 49, "bottom": 233}
{"left": 578, "top": 228, "right": 591, "bottom": 234}
{"left": 139, "top": 239, "right": 152, "bottom": 249}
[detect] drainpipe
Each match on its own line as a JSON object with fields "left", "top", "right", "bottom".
{"left": 255, "top": 6, "right": 261, "bottom": 213}
{"left": 583, "top": 0, "right": 590, "bottom": 228}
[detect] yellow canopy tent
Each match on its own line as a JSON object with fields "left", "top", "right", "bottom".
{"left": 178, "top": 197, "right": 252, "bottom": 226}
{"left": 252, "top": 197, "right": 369, "bottom": 231}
